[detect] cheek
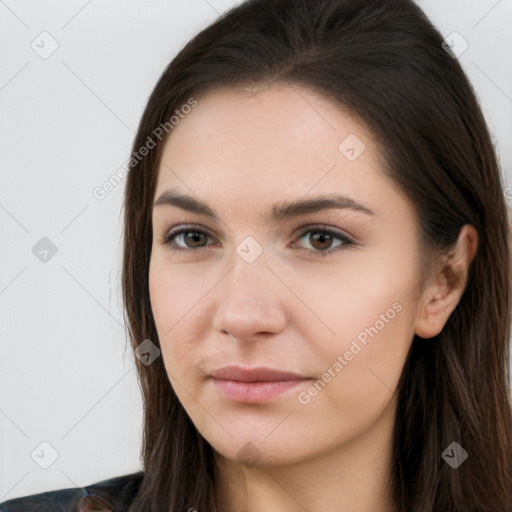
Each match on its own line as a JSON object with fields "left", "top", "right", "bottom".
{"left": 312, "top": 270, "right": 417, "bottom": 416}
{"left": 307, "top": 236, "right": 418, "bottom": 371}
{"left": 301, "top": 295, "right": 415, "bottom": 441}
{"left": 149, "top": 256, "right": 200, "bottom": 331}
{"left": 148, "top": 259, "right": 210, "bottom": 367}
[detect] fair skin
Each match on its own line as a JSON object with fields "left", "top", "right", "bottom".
{"left": 148, "top": 85, "right": 478, "bottom": 512}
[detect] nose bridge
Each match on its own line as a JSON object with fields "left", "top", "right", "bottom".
{"left": 226, "top": 237, "right": 273, "bottom": 309}
{"left": 213, "top": 237, "right": 286, "bottom": 339}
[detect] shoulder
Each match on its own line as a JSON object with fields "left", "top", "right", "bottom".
{"left": 0, "top": 471, "right": 144, "bottom": 512}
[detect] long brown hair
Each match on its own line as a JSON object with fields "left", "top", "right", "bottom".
{"left": 122, "top": 0, "right": 512, "bottom": 510}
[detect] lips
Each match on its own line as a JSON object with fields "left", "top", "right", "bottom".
{"left": 208, "top": 365, "right": 310, "bottom": 403}
{"left": 209, "top": 365, "right": 305, "bottom": 382}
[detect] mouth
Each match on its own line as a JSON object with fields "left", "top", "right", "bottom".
{"left": 208, "top": 365, "right": 311, "bottom": 403}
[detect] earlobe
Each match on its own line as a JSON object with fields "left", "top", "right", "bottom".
{"left": 414, "top": 224, "right": 478, "bottom": 339}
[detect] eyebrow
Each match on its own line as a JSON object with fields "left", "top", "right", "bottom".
{"left": 153, "top": 188, "right": 376, "bottom": 224}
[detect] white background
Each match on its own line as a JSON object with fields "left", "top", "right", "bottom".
{"left": 1, "top": 0, "right": 511, "bottom": 501}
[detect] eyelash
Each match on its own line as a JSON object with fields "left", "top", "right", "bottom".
{"left": 161, "top": 221, "right": 356, "bottom": 259}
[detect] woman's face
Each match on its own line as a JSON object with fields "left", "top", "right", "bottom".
{"left": 149, "top": 85, "right": 426, "bottom": 467}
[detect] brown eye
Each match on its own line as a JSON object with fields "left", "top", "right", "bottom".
{"left": 181, "top": 231, "right": 208, "bottom": 248}
{"left": 294, "top": 226, "right": 356, "bottom": 259}
{"left": 161, "top": 224, "right": 355, "bottom": 259}
{"left": 308, "top": 231, "right": 334, "bottom": 250}
{"left": 163, "top": 227, "right": 213, "bottom": 252}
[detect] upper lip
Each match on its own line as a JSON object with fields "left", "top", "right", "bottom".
{"left": 209, "top": 365, "right": 306, "bottom": 382}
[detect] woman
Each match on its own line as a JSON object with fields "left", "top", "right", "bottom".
{"left": 2, "top": 0, "right": 511, "bottom": 511}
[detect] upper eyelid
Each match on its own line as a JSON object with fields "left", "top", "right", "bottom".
{"left": 164, "top": 223, "right": 351, "bottom": 236}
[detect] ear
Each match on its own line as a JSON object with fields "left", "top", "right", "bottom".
{"left": 414, "top": 224, "right": 478, "bottom": 339}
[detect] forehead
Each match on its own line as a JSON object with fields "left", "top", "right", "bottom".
{"left": 161, "top": 85, "right": 374, "bottom": 160}
{"left": 154, "top": 85, "right": 413, "bottom": 224}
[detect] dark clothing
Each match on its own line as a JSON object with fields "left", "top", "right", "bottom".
{"left": 0, "top": 471, "right": 143, "bottom": 512}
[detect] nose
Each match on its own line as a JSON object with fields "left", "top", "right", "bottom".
{"left": 212, "top": 244, "right": 287, "bottom": 343}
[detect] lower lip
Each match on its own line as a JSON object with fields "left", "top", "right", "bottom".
{"left": 210, "top": 378, "right": 308, "bottom": 403}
